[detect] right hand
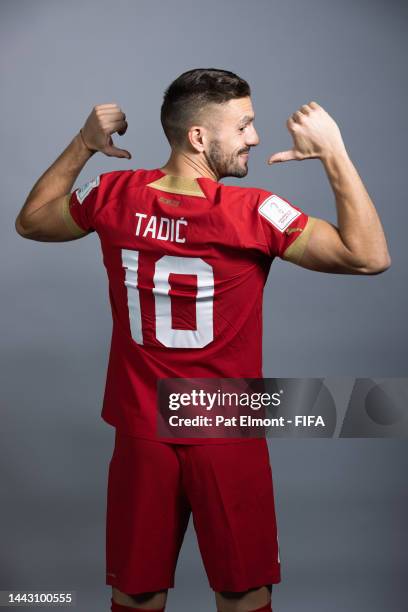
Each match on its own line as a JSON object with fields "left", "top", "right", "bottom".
{"left": 81, "top": 103, "right": 131, "bottom": 159}
{"left": 267, "top": 101, "right": 345, "bottom": 165}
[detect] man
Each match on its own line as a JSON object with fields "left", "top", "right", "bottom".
{"left": 15, "top": 68, "right": 390, "bottom": 612}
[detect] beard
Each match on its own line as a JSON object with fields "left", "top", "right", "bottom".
{"left": 205, "top": 138, "right": 249, "bottom": 179}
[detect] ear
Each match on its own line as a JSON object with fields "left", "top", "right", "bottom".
{"left": 188, "top": 125, "right": 206, "bottom": 152}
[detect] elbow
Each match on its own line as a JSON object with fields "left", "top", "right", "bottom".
{"left": 15, "top": 215, "right": 27, "bottom": 237}
{"left": 15, "top": 215, "right": 33, "bottom": 239}
{"left": 359, "top": 253, "right": 392, "bottom": 275}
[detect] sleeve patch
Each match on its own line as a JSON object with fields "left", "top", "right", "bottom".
{"left": 258, "top": 194, "right": 301, "bottom": 232}
{"left": 75, "top": 175, "right": 100, "bottom": 204}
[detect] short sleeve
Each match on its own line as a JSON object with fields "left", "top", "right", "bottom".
{"left": 257, "top": 190, "right": 316, "bottom": 263}
{"left": 66, "top": 175, "right": 103, "bottom": 234}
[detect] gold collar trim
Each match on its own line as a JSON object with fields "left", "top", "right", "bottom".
{"left": 147, "top": 174, "right": 206, "bottom": 197}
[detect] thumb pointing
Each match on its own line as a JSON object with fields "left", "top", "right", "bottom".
{"left": 104, "top": 145, "right": 132, "bottom": 159}
{"left": 267, "top": 150, "right": 297, "bottom": 165}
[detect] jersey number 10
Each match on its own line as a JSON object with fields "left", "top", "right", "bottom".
{"left": 122, "top": 249, "right": 214, "bottom": 349}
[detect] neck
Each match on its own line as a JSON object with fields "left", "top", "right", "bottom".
{"left": 159, "top": 150, "right": 219, "bottom": 181}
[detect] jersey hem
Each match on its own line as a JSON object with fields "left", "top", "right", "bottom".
{"left": 103, "top": 414, "right": 265, "bottom": 445}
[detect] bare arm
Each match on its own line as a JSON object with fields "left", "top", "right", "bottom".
{"left": 15, "top": 133, "right": 94, "bottom": 241}
{"left": 15, "top": 103, "right": 130, "bottom": 242}
{"left": 267, "top": 102, "right": 391, "bottom": 274}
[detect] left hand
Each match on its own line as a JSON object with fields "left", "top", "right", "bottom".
{"left": 81, "top": 103, "right": 131, "bottom": 159}
{"left": 267, "top": 101, "right": 346, "bottom": 164}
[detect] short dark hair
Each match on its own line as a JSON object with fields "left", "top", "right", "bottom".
{"left": 160, "top": 68, "right": 251, "bottom": 149}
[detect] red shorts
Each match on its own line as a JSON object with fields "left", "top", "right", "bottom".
{"left": 105, "top": 432, "right": 281, "bottom": 594}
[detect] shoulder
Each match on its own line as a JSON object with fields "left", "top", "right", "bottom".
{"left": 221, "top": 182, "right": 304, "bottom": 215}
{"left": 89, "top": 168, "right": 152, "bottom": 201}
{"left": 220, "top": 182, "right": 273, "bottom": 201}
{"left": 218, "top": 182, "right": 275, "bottom": 218}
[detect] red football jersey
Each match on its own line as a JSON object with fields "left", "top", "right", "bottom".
{"left": 65, "top": 168, "right": 314, "bottom": 444}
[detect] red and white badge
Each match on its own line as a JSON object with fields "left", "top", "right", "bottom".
{"left": 258, "top": 194, "right": 300, "bottom": 232}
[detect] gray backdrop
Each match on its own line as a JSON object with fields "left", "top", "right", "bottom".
{"left": 1, "top": 0, "right": 407, "bottom": 610}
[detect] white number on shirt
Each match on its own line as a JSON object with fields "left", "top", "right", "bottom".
{"left": 122, "top": 249, "right": 214, "bottom": 348}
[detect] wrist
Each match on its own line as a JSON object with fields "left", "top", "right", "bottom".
{"left": 78, "top": 129, "right": 97, "bottom": 156}
{"left": 320, "top": 144, "right": 349, "bottom": 166}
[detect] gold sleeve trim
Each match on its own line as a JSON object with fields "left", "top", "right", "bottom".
{"left": 282, "top": 216, "right": 317, "bottom": 264}
{"left": 61, "top": 194, "right": 88, "bottom": 237}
